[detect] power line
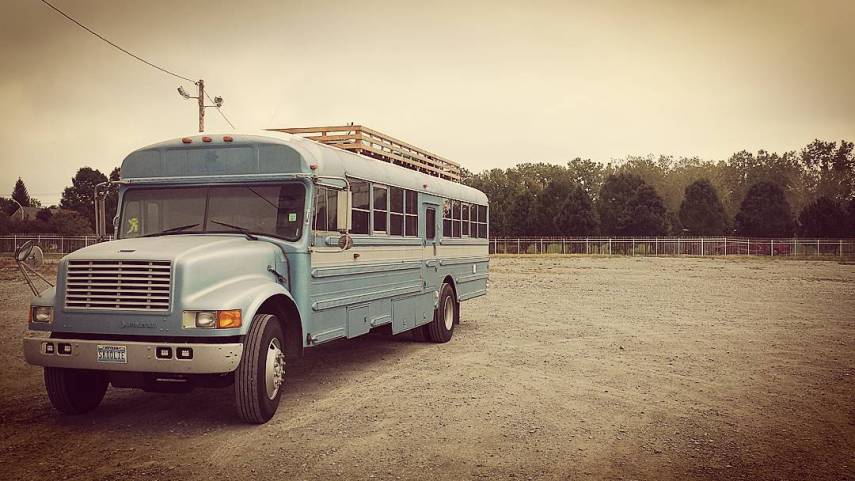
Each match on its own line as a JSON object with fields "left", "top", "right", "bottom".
{"left": 39, "top": 0, "right": 237, "bottom": 130}
{"left": 40, "top": 0, "right": 194, "bottom": 83}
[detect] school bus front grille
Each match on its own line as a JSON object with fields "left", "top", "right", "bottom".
{"left": 65, "top": 260, "right": 172, "bottom": 311}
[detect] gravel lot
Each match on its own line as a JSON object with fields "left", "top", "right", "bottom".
{"left": 0, "top": 255, "right": 853, "bottom": 481}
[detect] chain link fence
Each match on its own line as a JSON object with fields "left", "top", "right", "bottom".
{"left": 2, "top": 235, "right": 853, "bottom": 258}
{"left": 0, "top": 235, "right": 112, "bottom": 256}
{"left": 490, "top": 237, "right": 855, "bottom": 257}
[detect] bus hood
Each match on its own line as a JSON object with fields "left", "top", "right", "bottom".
{"left": 63, "top": 235, "right": 265, "bottom": 263}
{"left": 44, "top": 235, "right": 289, "bottom": 337}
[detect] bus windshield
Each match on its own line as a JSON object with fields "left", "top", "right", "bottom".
{"left": 119, "top": 183, "right": 306, "bottom": 241}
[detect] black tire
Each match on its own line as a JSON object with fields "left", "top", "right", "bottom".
{"left": 235, "top": 314, "right": 286, "bottom": 424}
{"left": 44, "top": 367, "right": 108, "bottom": 414}
{"left": 424, "top": 283, "right": 457, "bottom": 343}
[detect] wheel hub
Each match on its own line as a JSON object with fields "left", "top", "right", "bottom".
{"left": 444, "top": 298, "right": 454, "bottom": 331}
{"left": 265, "top": 338, "right": 285, "bottom": 400}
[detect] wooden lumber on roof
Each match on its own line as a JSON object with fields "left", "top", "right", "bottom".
{"left": 270, "top": 125, "right": 462, "bottom": 182}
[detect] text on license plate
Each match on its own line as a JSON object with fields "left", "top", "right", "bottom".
{"left": 97, "top": 345, "right": 127, "bottom": 363}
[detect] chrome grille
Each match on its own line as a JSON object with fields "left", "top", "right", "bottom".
{"left": 65, "top": 260, "right": 172, "bottom": 311}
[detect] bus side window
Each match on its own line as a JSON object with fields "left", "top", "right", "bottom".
{"left": 350, "top": 181, "right": 370, "bottom": 234}
{"left": 425, "top": 207, "right": 436, "bottom": 241}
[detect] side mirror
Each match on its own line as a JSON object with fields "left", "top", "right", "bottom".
{"left": 336, "top": 190, "right": 352, "bottom": 232}
{"left": 337, "top": 233, "right": 353, "bottom": 250}
{"left": 15, "top": 241, "right": 34, "bottom": 262}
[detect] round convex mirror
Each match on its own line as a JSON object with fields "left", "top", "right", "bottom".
{"left": 337, "top": 233, "right": 353, "bottom": 250}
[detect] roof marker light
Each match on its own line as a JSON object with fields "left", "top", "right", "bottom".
{"left": 223, "top": 136, "right": 233, "bottom": 142}
{"left": 202, "top": 136, "right": 212, "bottom": 143}
{"left": 181, "top": 137, "right": 192, "bottom": 144}
{"left": 309, "top": 163, "right": 318, "bottom": 170}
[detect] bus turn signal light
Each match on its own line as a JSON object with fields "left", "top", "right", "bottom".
{"left": 217, "top": 310, "right": 242, "bottom": 329}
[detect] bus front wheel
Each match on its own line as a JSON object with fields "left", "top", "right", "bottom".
{"left": 44, "top": 367, "right": 108, "bottom": 414}
{"left": 424, "top": 283, "right": 457, "bottom": 343}
{"left": 235, "top": 314, "right": 286, "bottom": 424}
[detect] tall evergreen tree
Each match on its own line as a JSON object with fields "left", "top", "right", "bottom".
{"left": 597, "top": 173, "right": 668, "bottom": 236}
{"left": 678, "top": 179, "right": 729, "bottom": 235}
{"left": 12, "top": 178, "right": 32, "bottom": 207}
{"left": 734, "top": 182, "right": 795, "bottom": 237}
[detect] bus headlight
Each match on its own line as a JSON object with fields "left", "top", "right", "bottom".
{"left": 32, "top": 306, "right": 53, "bottom": 323}
{"left": 195, "top": 311, "right": 218, "bottom": 328}
{"left": 182, "top": 310, "right": 241, "bottom": 329}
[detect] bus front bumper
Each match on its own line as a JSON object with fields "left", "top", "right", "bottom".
{"left": 23, "top": 337, "right": 243, "bottom": 374}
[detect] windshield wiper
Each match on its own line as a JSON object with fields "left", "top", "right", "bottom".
{"left": 209, "top": 220, "right": 258, "bottom": 240}
{"left": 143, "top": 223, "right": 200, "bottom": 237}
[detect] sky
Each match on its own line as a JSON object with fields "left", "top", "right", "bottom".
{"left": 1, "top": 0, "right": 853, "bottom": 206}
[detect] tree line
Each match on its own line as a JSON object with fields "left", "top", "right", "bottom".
{"left": 463, "top": 139, "right": 855, "bottom": 238}
{"left": 0, "top": 167, "right": 119, "bottom": 235}
{"left": 1, "top": 138, "right": 853, "bottom": 238}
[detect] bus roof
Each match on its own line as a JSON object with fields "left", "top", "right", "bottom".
{"left": 121, "top": 130, "right": 487, "bottom": 205}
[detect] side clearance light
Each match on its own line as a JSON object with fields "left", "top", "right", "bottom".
{"left": 223, "top": 136, "right": 233, "bottom": 142}
{"left": 202, "top": 136, "right": 212, "bottom": 143}
{"left": 181, "top": 137, "right": 192, "bottom": 144}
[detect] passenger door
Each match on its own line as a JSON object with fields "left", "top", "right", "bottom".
{"left": 422, "top": 202, "right": 440, "bottom": 312}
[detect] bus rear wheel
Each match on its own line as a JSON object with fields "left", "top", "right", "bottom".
{"left": 424, "top": 283, "right": 457, "bottom": 343}
{"left": 44, "top": 367, "right": 108, "bottom": 414}
{"left": 235, "top": 314, "right": 286, "bottom": 424}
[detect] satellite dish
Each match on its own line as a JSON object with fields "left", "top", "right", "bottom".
{"left": 15, "top": 241, "right": 33, "bottom": 262}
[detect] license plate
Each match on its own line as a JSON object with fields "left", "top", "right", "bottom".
{"left": 96, "top": 345, "right": 127, "bottom": 364}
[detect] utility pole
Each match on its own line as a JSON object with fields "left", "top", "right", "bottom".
{"left": 197, "top": 79, "right": 205, "bottom": 133}
{"left": 177, "top": 79, "right": 223, "bottom": 132}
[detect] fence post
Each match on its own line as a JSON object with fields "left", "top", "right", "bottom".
{"left": 60, "top": 236, "right": 64, "bottom": 254}
{"left": 701, "top": 238, "right": 704, "bottom": 256}
{"left": 13, "top": 234, "right": 17, "bottom": 251}
{"left": 724, "top": 237, "right": 727, "bottom": 256}
{"left": 608, "top": 238, "right": 612, "bottom": 255}
{"left": 517, "top": 238, "right": 520, "bottom": 254}
{"left": 841, "top": 239, "right": 844, "bottom": 257}
{"left": 631, "top": 238, "right": 635, "bottom": 256}
{"left": 562, "top": 238, "right": 566, "bottom": 255}
{"left": 586, "top": 237, "right": 589, "bottom": 255}
{"left": 747, "top": 238, "right": 750, "bottom": 256}
{"left": 816, "top": 239, "right": 819, "bottom": 256}
{"left": 771, "top": 239, "right": 774, "bottom": 257}
{"left": 655, "top": 237, "right": 658, "bottom": 256}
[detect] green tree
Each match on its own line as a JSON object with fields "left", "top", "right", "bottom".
{"left": 12, "top": 178, "right": 32, "bottom": 207}
{"left": 60, "top": 167, "right": 109, "bottom": 230}
{"left": 0, "top": 213, "right": 10, "bottom": 235}
{"left": 597, "top": 173, "right": 668, "bottom": 236}
{"left": 678, "top": 179, "right": 729, "bottom": 235}
{"left": 846, "top": 199, "right": 855, "bottom": 237}
{"left": 0, "top": 197, "right": 17, "bottom": 216}
{"left": 798, "top": 197, "right": 847, "bottom": 237}
{"left": 734, "top": 182, "right": 795, "bottom": 237}
{"left": 50, "top": 210, "right": 93, "bottom": 235}
{"left": 538, "top": 177, "right": 598, "bottom": 235}
{"left": 800, "top": 139, "right": 855, "bottom": 202}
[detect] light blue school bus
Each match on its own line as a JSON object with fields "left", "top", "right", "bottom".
{"left": 22, "top": 129, "right": 489, "bottom": 423}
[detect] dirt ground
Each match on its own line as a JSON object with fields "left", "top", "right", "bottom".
{"left": 0, "top": 255, "right": 853, "bottom": 481}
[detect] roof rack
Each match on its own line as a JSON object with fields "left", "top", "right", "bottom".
{"left": 271, "top": 125, "right": 462, "bottom": 182}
